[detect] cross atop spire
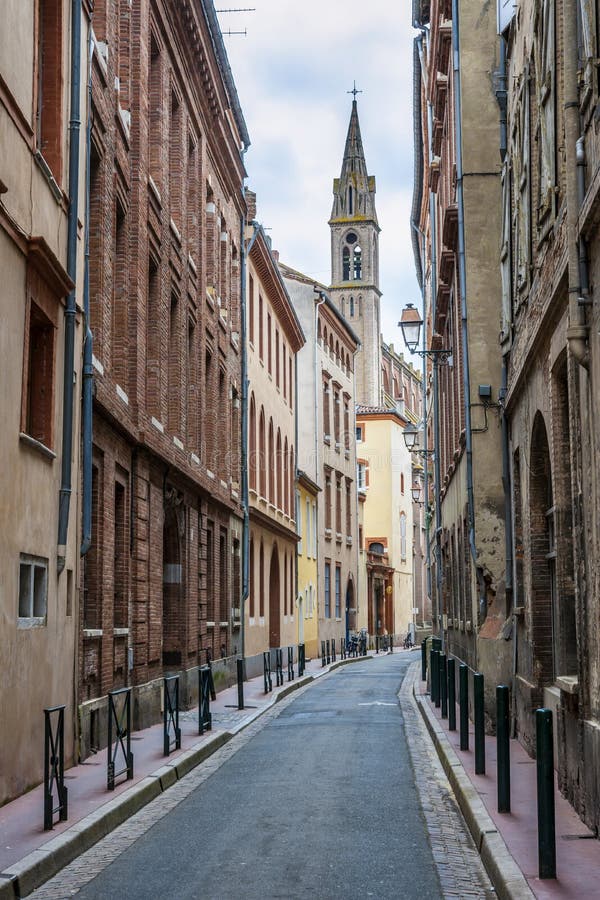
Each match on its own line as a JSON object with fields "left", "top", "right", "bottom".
{"left": 347, "top": 80, "right": 362, "bottom": 101}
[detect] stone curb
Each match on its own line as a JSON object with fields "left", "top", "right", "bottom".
{"left": 0, "top": 655, "right": 369, "bottom": 898}
{"left": 413, "top": 678, "right": 535, "bottom": 900}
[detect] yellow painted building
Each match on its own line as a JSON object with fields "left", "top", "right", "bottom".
{"left": 296, "top": 471, "right": 320, "bottom": 658}
{"left": 356, "top": 407, "right": 414, "bottom": 640}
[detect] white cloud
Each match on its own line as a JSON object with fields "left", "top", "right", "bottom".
{"left": 224, "top": 1, "right": 419, "bottom": 344}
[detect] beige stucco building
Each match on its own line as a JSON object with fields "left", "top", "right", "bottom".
{"left": 0, "top": 0, "right": 87, "bottom": 803}
{"left": 246, "top": 225, "right": 304, "bottom": 656}
{"left": 281, "top": 265, "right": 360, "bottom": 650}
{"left": 356, "top": 408, "right": 414, "bottom": 640}
{"left": 296, "top": 470, "right": 320, "bottom": 659}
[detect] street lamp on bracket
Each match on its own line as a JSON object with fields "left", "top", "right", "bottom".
{"left": 398, "top": 303, "right": 452, "bottom": 363}
{"left": 403, "top": 422, "right": 434, "bottom": 457}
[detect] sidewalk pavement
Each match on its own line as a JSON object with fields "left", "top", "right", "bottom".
{"left": 0, "top": 650, "right": 372, "bottom": 899}
{"left": 412, "top": 666, "right": 599, "bottom": 900}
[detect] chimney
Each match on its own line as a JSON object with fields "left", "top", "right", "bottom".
{"left": 272, "top": 249, "right": 280, "bottom": 262}
{"left": 245, "top": 188, "right": 257, "bottom": 221}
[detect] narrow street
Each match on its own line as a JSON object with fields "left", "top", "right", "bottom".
{"left": 31, "top": 657, "right": 492, "bottom": 900}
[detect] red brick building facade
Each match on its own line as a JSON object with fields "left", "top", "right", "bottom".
{"left": 80, "top": 0, "right": 249, "bottom": 750}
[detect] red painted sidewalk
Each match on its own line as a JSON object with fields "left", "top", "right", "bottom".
{"left": 415, "top": 678, "right": 599, "bottom": 899}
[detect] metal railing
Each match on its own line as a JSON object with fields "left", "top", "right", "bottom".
{"left": 198, "top": 665, "right": 214, "bottom": 734}
{"left": 43, "top": 705, "right": 68, "bottom": 830}
{"left": 273, "top": 648, "right": 283, "bottom": 686}
{"left": 163, "top": 675, "right": 181, "bottom": 756}
{"left": 107, "top": 687, "right": 134, "bottom": 790}
{"left": 263, "top": 651, "right": 272, "bottom": 693}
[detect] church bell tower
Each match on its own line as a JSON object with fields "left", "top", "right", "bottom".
{"left": 329, "top": 93, "right": 382, "bottom": 407}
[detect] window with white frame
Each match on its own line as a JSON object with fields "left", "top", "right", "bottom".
{"left": 324, "top": 562, "right": 331, "bottom": 617}
{"left": 357, "top": 461, "right": 367, "bottom": 490}
{"left": 18, "top": 554, "right": 48, "bottom": 622}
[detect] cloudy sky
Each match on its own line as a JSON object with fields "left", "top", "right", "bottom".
{"left": 222, "top": 1, "right": 419, "bottom": 348}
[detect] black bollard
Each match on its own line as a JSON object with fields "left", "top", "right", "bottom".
{"left": 433, "top": 651, "right": 441, "bottom": 708}
{"left": 459, "top": 664, "right": 469, "bottom": 751}
{"left": 237, "top": 658, "right": 245, "bottom": 710}
{"left": 536, "top": 709, "right": 556, "bottom": 879}
{"left": 447, "top": 658, "right": 456, "bottom": 731}
{"left": 497, "top": 685, "right": 510, "bottom": 812}
{"left": 421, "top": 637, "right": 428, "bottom": 681}
{"left": 440, "top": 653, "right": 448, "bottom": 718}
{"left": 474, "top": 672, "right": 485, "bottom": 775}
{"left": 430, "top": 649, "right": 437, "bottom": 703}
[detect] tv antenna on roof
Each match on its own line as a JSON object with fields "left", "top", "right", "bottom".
{"left": 216, "top": 7, "right": 255, "bottom": 36}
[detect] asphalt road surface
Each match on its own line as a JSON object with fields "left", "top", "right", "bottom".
{"left": 75, "top": 654, "right": 442, "bottom": 899}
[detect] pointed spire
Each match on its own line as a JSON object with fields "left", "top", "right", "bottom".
{"left": 340, "top": 100, "right": 368, "bottom": 181}
{"left": 330, "top": 97, "right": 378, "bottom": 225}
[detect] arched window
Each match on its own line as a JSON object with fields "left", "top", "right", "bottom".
{"left": 382, "top": 367, "right": 390, "bottom": 395}
{"left": 249, "top": 537, "right": 255, "bottom": 618}
{"left": 393, "top": 377, "right": 399, "bottom": 399}
{"left": 317, "top": 318, "right": 322, "bottom": 343}
{"left": 249, "top": 394, "right": 256, "bottom": 491}
{"left": 259, "top": 541, "right": 264, "bottom": 617}
{"left": 343, "top": 247, "right": 350, "bottom": 281}
{"left": 349, "top": 296, "right": 355, "bottom": 317}
{"left": 369, "top": 541, "right": 384, "bottom": 555}
{"left": 353, "top": 246, "right": 362, "bottom": 280}
{"left": 268, "top": 418, "right": 274, "bottom": 504}
{"left": 335, "top": 340, "right": 339, "bottom": 362}
{"left": 284, "top": 436, "right": 289, "bottom": 515}
{"left": 289, "top": 445, "right": 295, "bottom": 522}
{"left": 259, "top": 408, "right": 266, "bottom": 497}
{"left": 401, "top": 473, "right": 405, "bottom": 494}
{"left": 276, "top": 428, "right": 282, "bottom": 510}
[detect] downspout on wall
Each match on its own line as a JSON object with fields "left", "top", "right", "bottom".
{"left": 240, "top": 218, "right": 260, "bottom": 666}
{"left": 80, "top": 32, "right": 94, "bottom": 558}
{"left": 451, "top": 0, "right": 486, "bottom": 624}
{"left": 58, "top": 0, "right": 83, "bottom": 573}
{"left": 564, "top": 0, "right": 590, "bottom": 369}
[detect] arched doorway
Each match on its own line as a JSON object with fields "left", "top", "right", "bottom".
{"left": 346, "top": 577, "right": 356, "bottom": 640}
{"left": 269, "top": 545, "right": 280, "bottom": 648}
{"left": 162, "top": 489, "right": 184, "bottom": 667}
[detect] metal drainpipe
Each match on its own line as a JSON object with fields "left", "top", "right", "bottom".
{"left": 58, "top": 0, "right": 83, "bottom": 573}
{"left": 429, "top": 193, "right": 444, "bottom": 650}
{"left": 314, "top": 291, "right": 327, "bottom": 626}
{"left": 564, "top": 0, "right": 589, "bottom": 367}
{"left": 240, "top": 218, "right": 260, "bottom": 667}
{"left": 80, "top": 32, "right": 94, "bottom": 557}
{"left": 451, "top": 0, "right": 486, "bottom": 627}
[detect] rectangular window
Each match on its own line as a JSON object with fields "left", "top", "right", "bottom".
{"left": 323, "top": 380, "right": 330, "bottom": 439}
{"left": 168, "top": 291, "right": 180, "bottom": 433}
{"left": 325, "top": 476, "right": 332, "bottom": 532}
{"left": 296, "top": 490, "right": 303, "bottom": 555}
{"left": 23, "top": 299, "right": 56, "bottom": 448}
{"left": 219, "top": 529, "right": 228, "bottom": 622}
{"left": 333, "top": 388, "right": 340, "bottom": 445}
{"left": 113, "top": 479, "right": 128, "bottom": 627}
{"left": 249, "top": 275, "right": 255, "bottom": 345}
{"left": 312, "top": 503, "right": 317, "bottom": 558}
{"left": 346, "top": 479, "right": 352, "bottom": 536}
{"left": 18, "top": 554, "right": 48, "bottom": 622}
{"left": 289, "top": 358, "right": 293, "bottom": 411}
{"left": 206, "top": 523, "right": 214, "bottom": 622}
{"left": 344, "top": 399, "right": 350, "bottom": 450}
{"left": 36, "top": 0, "right": 63, "bottom": 179}
{"left": 283, "top": 344, "right": 287, "bottom": 401}
{"left": 357, "top": 462, "right": 367, "bottom": 491}
{"left": 336, "top": 475, "right": 342, "bottom": 537}
{"left": 267, "top": 312, "right": 272, "bottom": 374}
{"left": 306, "top": 497, "right": 311, "bottom": 554}
{"left": 335, "top": 565, "right": 341, "bottom": 618}
{"left": 324, "top": 562, "right": 331, "bottom": 618}
{"left": 275, "top": 328, "right": 280, "bottom": 387}
{"left": 258, "top": 293, "right": 264, "bottom": 359}
{"left": 149, "top": 33, "right": 162, "bottom": 188}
